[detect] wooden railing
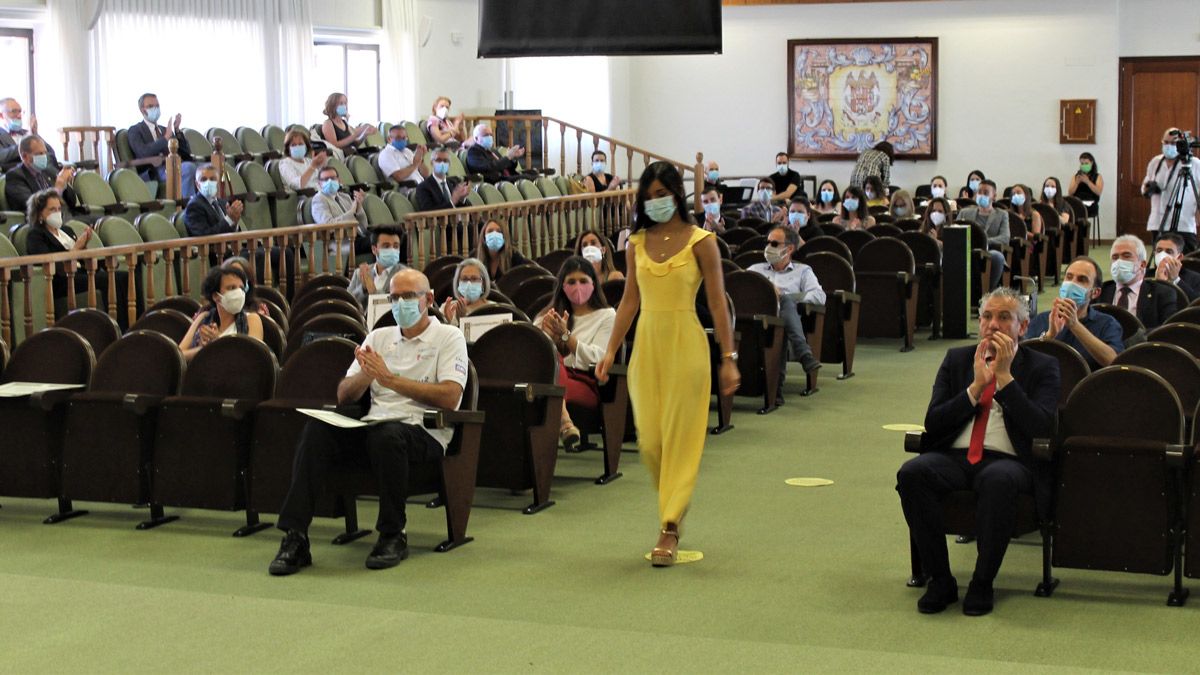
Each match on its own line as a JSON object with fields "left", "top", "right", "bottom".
{"left": 59, "top": 126, "right": 117, "bottom": 174}
{"left": 0, "top": 221, "right": 357, "bottom": 347}
{"left": 457, "top": 115, "right": 705, "bottom": 211}
{"left": 402, "top": 188, "right": 636, "bottom": 269}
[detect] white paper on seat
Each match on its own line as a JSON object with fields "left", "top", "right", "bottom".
{"left": 460, "top": 313, "right": 513, "bottom": 342}
{"left": 0, "top": 382, "right": 84, "bottom": 397}
{"left": 296, "top": 408, "right": 375, "bottom": 428}
{"left": 365, "top": 293, "right": 392, "bottom": 332}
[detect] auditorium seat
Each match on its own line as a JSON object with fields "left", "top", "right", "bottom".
{"left": 854, "top": 237, "right": 918, "bottom": 352}
{"left": 516, "top": 179, "right": 542, "bottom": 201}
{"left": 259, "top": 315, "right": 287, "bottom": 363}
{"left": 207, "top": 127, "right": 253, "bottom": 163}
{"left": 469, "top": 322, "right": 564, "bottom": 514}
{"left": 129, "top": 308, "right": 193, "bottom": 343}
{"left": 1062, "top": 195, "right": 1091, "bottom": 255}
{"left": 733, "top": 249, "right": 764, "bottom": 270}
{"left": 1031, "top": 203, "right": 1063, "bottom": 285}
{"left": 0, "top": 176, "right": 24, "bottom": 230}
{"left": 720, "top": 226, "right": 759, "bottom": 250}
{"left": 724, "top": 270, "right": 786, "bottom": 414}
{"left": 222, "top": 164, "right": 271, "bottom": 231}
{"left": 149, "top": 334, "right": 277, "bottom": 536}
{"left": 1146, "top": 323, "right": 1200, "bottom": 355}
{"left": 869, "top": 223, "right": 903, "bottom": 238}
{"left": 499, "top": 182, "right": 523, "bottom": 202}
{"left": 108, "top": 167, "right": 174, "bottom": 214}
{"left": 1112, "top": 341, "right": 1200, "bottom": 437}
{"left": 836, "top": 229, "right": 875, "bottom": 260}
{"left": 797, "top": 236, "right": 852, "bottom": 264}
{"left": 294, "top": 273, "right": 349, "bottom": 302}
{"left": 249, "top": 337, "right": 358, "bottom": 534}
{"left": 259, "top": 300, "right": 289, "bottom": 335}
{"left": 349, "top": 155, "right": 388, "bottom": 196}
{"left": 1091, "top": 303, "right": 1145, "bottom": 344}
{"left": 181, "top": 128, "right": 214, "bottom": 162}
{"left": 897, "top": 231, "right": 942, "bottom": 338}
{"left": 804, "top": 252, "right": 860, "bottom": 379}
{"left": 148, "top": 295, "right": 200, "bottom": 316}
{"left": 1167, "top": 306, "right": 1200, "bottom": 325}
{"left": 236, "top": 126, "right": 280, "bottom": 162}
{"left": 240, "top": 161, "right": 299, "bottom": 229}
{"left": 478, "top": 183, "right": 505, "bottom": 205}
{"left": 464, "top": 302, "right": 530, "bottom": 324}
{"left": 286, "top": 313, "right": 366, "bottom": 360}
{"left": 385, "top": 190, "right": 415, "bottom": 221}
{"left": 494, "top": 263, "right": 551, "bottom": 298}
{"left": 511, "top": 275, "right": 558, "bottom": 317}
{"left": 253, "top": 284, "right": 290, "bottom": 316}
{"left": 261, "top": 125, "right": 286, "bottom": 154}
{"left": 74, "top": 172, "right": 140, "bottom": 223}
{"left": 290, "top": 285, "right": 362, "bottom": 316}
{"left": 60, "top": 330, "right": 185, "bottom": 527}
{"left": 1047, "top": 365, "right": 1189, "bottom": 605}
{"left": 422, "top": 255, "right": 463, "bottom": 281}
{"left": 323, "top": 360, "right": 485, "bottom": 551}
{"left": 1019, "top": 338, "right": 1090, "bottom": 409}
{"left": 1006, "top": 214, "right": 1042, "bottom": 293}
{"left": 0, "top": 328, "right": 95, "bottom": 523}
{"left": 55, "top": 308, "right": 121, "bottom": 358}
{"left": 535, "top": 249, "right": 573, "bottom": 275}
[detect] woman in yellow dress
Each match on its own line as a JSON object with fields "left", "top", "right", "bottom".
{"left": 597, "top": 161, "right": 739, "bottom": 566}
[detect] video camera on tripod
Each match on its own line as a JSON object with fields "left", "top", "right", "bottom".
{"left": 1150, "top": 128, "right": 1200, "bottom": 235}
{"left": 1144, "top": 129, "right": 1200, "bottom": 197}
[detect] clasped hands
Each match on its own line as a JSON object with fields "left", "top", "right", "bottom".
{"left": 1047, "top": 297, "right": 1080, "bottom": 336}
{"left": 356, "top": 345, "right": 393, "bottom": 385}
{"left": 969, "top": 332, "right": 1016, "bottom": 401}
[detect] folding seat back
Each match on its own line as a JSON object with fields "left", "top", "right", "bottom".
{"left": 470, "top": 181, "right": 503, "bottom": 204}
{"left": 1146, "top": 323, "right": 1200, "bottom": 355}
{"left": 74, "top": 171, "right": 132, "bottom": 220}
{"left": 207, "top": 127, "right": 250, "bottom": 162}
{"left": 1112, "top": 342, "right": 1200, "bottom": 434}
{"left": 836, "top": 229, "right": 876, "bottom": 259}
{"left": 129, "top": 308, "right": 193, "bottom": 344}
{"left": 148, "top": 296, "right": 200, "bottom": 316}
{"left": 535, "top": 249, "right": 573, "bottom": 276}
{"left": 1053, "top": 366, "right": 1186, "bottom": 597}
{"left": 348, "top": 155, "right": 383, "bottom": 193}
{"left": 894, "top": 217, "right": 922, "bottom": 232}
{"left": 869, "top": 223, "right": 903, "bottom": 238}
{"left": 61, "top": 331, "right": 185, "bottom": 510}
{"left": 249, "top": 337, "right": 357, "bottom": 519}
{"left": 740, "top": 235, "right": 770, "bottom": 254}
{"left": 294, "top": 273, "right": 350, "bottom": 302}
{"left": 0, "top": 328, "right": 94, "bottom": 511}
{"left": 261, "top": 125, "right": 286, "bottom": 153}
{"left": 182, "top": 128, "right": 213, "bottom": 161}
{"left": 385, "top": 190, "right": 415, "bottom": 221}
{"left": 724, "top": 270, "right": 786, "bottom": 412}
{"left": 286, "top": 314, "right": 367, "bottom": 361}
{"left": 1091, "top": 303, "right": 1145, "bottom": 344}
{"left": 898, "top": 231, "right": 942, "bottom": 334}
{"left": 254, "top": 284, "right": 290, "bottom": 315}
{"left": 464, "top": 302, "right": 530, "bottom": 323}
{"left": 494, "top": 263, "right": 551, "bottom": 298}
{"left": 804, "top": 251, "right": 860, "bottom": 378}
{"left": 290, "top": 286, "right": 361, "bottom": 318}
{"left": 1169, "top": 306, "right": 1200, "bottom": 325}
{"left": 151, "top": 335, "right": 277, "bottom": 535}
{"left": 324, "top": 156, "right": 356, "bottom": 189}
{"left": 239, "top": 160, "right": 298, "bottom": 229}
{"left": 1019, "top": 338, "right": 1090, "bottom": 409}
{"left": 55, "top": 308, "right": 121, "bottom": 358}
{"left": 403, "top": 121, "right": 428, "bottom": 146}
{"left": 259, "top": 315, "right": 286, "bottom": 364}
{"left": 362, "top": 193, "right": 394, "bottom": 226}
{"left": 796, "top": 236, "right": 852, "bottom": 264}
{"left": 96, "top": 216, "right": 145, "bottom": 272}
{"left": 469, "top": 322, "right": 563, "bottom": 513}
{"left": 288, "top": 298, "right": 363, "bottom": 335}
{"left": 109, "top": 167, "right": 173, "bottom": 213}
{"left": 511, "top": 275, "right": 558, "bottom": 317}
{"left": 535, "top": 176, "right": 561, "bottom": 197}
{"left": 732, "top": 248, "right": 764, "bottom": 270}
{"left": 236, "top": 127, "right": 277, "bottom": 160}
{"left": 853, "top": 237, "right": 918, "bottom": 350}
{"left": 464, "top": 190, "right": 485, "bottom": 207}
{"left": 422, "top": 255, "right": 463, "bottom": 281}
{"left": 720, "top": 226, "right": 759, "bottom": 249}
{"left": 516, "top": 179, "right": 542, "bottom": 201}
{"left": 500, "top": 182, "right": 524, "bottom": 202}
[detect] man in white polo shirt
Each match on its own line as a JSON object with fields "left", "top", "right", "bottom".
{"left": 377, "top": 124, "right": 428, "bottom": 188}
{"left": 270, "top": 268, "right": 468, "bottom": 575}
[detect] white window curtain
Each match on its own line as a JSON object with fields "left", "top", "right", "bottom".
{"left": 380, "top": 0, "right": 418, "bottom": 124}
{"left": 89, "top": 0, "right": 314, "bottom": 132}
{"left": 34, "top": 0, "right": 97, "bottom": 147}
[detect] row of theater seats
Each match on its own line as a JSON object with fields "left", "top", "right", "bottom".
{"left": 905, "top": 332, "right": 1200, "bottom": 605}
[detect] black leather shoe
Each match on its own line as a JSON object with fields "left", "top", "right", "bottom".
{"left": 917, "top": 575, "right": 959, "bottom": 614}
{"left": 268, "top": 530, "right": 311, "bottom": 576}
{"left": 963, "top": 579, "right": 995, "bottom": 616}
{"left": 365, "top": 533, "right": 409, "bottom": 570}
{"left": 801, "top": 356, "right": 822, "bottom": 374}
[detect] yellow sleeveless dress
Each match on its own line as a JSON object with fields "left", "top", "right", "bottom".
{"left": 627, "top": 227, "right": 713, "bottom": 528}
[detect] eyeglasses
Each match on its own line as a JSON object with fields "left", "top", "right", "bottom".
{"left": 387, "top": 291, "right": 424, "bottom": 302}
{"left": 766, "top": 241, "right": 786, "bottom": 248}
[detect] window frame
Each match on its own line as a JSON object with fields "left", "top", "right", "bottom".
{"left": 0, "top": 27, "right": 35, "bottom": 114}
{"left": 313, "top": 40, "right": 381, "bottom": 122}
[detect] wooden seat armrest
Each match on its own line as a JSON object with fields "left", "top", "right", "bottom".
{"left": 219, "top": 398, "right": 258, "bottom": 420}
{"left": 608, "top": 364, "right": 628, "bottom": 377}
{"left": 835, "top": 290, "right": 862, "bottom": 304}
{"left": 1165, "top": 444, "right": 1191, "bottom": 469}
{"left": 296, "top": 188, "right": 317, "bottom": 198}
{"left": 29, "top": 389, "right": 78, "bottom": 411}
{"left": 121, "top": 393, "right": 165, "bottom": 415}
{"left": 138, "top": 201, "right": 164, "bottom": 211}
{"left": 904, "top": 430, "right": 925, "bottom": 454}
{"left": 1032, "top": 438, "right": 1053, "bottom": 462}
{"left": 513, "top": 382, "right": 566, "bottom": 402}
{"left": 423, "top": 408, "right": 486, "bottom": 429}
{"left": 752, "top": 314, "right": 786, "bottom": 328}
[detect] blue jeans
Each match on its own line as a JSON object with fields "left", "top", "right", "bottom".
{"left": 156, "top": 161, "right": 198, "bottom": 198}
{"left": 987, "top": 250, "right": 1006, "bottom": 288}
{"left": 778, "top": 298, "right": 817, "bottom": 395}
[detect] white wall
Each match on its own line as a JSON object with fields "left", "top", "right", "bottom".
{"left": 416, "top": 0, "right": 503, "bottom": 116}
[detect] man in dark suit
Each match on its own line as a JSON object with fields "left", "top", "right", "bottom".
{"left": 183, "top": 164, "right": 243, "bottom": 237}
{"left": 1098, "top": 234, "right": 1178, "bottom": 330}
{"left": 463, "top": 122, "right": 525, "bottom": 182}
{"left": 1153, "top": 233, "right": 1200, "bottom": 302}
{"left": 126, "top": 92, "right": 197, "bottom": 198}
{"left": 413, "top": 147, "right": 469, "bottom": 212}
{"left": 4, "top": 135, "right": 84, "bottom": 215}
{"left": 0, "top": 97, "right": 58, "bottom": 172}
{"left": 897, "top": 287, "right": 1060, "bottom": 617}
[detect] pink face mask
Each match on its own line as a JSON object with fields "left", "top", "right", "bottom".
{"left": 564, "top": 281, "right": 594, "bottom": 306}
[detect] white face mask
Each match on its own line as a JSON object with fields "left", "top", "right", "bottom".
{"left": 1043, "top": 186, "right": 1057, "bottom": 198}
{"left": 930, "top": 186, "right": 946, "bottom": 199}
{"left": 581, "top": 245, "right": 604, "bottom": 264}
{"left": 436, "top": 105, "right": 449, "bottom": 119}
{"left": 1154, "top": 251, "right": 1174, "bottom": 267}
{"left": 929, "top": 211, "right": 947, "bottom": 226}
{"left": 219, "top": 287, "right": 246, "bottom": 314}
{"left": 46, "top": 211, "right": 64, "bottom": 229}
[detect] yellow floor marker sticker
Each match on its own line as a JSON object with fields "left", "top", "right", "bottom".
{"left": 882, "top": 423, "right": 925, "bottom": 432}
{"left": 785, "top": 477, "right": 834, "bottom": 487}
{"left": 644, "top": 550, "right": 704, "bottom": 563}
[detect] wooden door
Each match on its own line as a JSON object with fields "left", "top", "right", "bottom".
{"left": 1118, "top": 57, "right": 1200, "bottom": 241}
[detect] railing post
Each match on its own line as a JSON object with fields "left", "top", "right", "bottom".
{"left": 167, "top": 137, "right": 182, "bottom": 202}
{"left": 21, "top": 263, "right": 33, "bottom": 341}
{"left": 211, "top": 137, "right": 225, "bottom": 199}
{"left": 694, "top": 151, "right": 705, "bottom": 214}
{"left": 0, "top": 268, "right": 9, "bottom": 347}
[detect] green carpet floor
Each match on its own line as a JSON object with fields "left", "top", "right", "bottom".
{"left": 3, "top": 248, "right": 1194, "bottom": 674}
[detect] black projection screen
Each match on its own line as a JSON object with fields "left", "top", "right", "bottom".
{"left": 478, "top": 0, "right": 722, "bottom": 58}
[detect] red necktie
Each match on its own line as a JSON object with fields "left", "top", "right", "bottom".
{"left": 967, "top": 381, "right": 996, "bottom": 465}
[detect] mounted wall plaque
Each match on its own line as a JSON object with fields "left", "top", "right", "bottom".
{"left": 1060, "top": 99, "right": 1096, "bottom": 144}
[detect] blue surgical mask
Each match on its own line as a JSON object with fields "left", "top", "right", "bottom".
{"left": 703, "top": 202, "right": 720, "bottom": 217}
{"left": 776, "top": 164, "right": 788, "bottom": 176}
{"left": 788, "top": 211, "right": 808, "bottom": 227}
{"left": 1011, "top": 193, "right": 1026, "bottom": 207}
{"left": 433, "top": 161, "right": 450, "bottom": 177}
{"left": 893, "top": 207, "right": 908, "bottom": 217}
{"left": 1163, "top": 144, "right": 1179, "bottom": 160}
{"left": 7, "top": 117, "right": 21, "bottom": 132}
{"left": 392, "top": 298, "right": 423, "bottom": 329}
{"left": 592, "top": 161, "right": 606, "bottom": 174}
{"left": 1110, "top": 259, "right": 1138, "bottom": 285}
{"left": 335, "top": 104, "right": 348, "bottom": 117}
{"left": 377, "top": 248, "right": 400, "bottom": 268}
{"left": 968, "top": 179, "right": 981, "bottom": 192}
{"left": 842, "top": 198, "right": 860, "bottom": 212}
{"left": 320, "top": 179, "right": 340, "bottom": 196}
{"left": 479, "top": 136, "right": 494, "bottom": 150}
{"left": 484, "top": 231, "right": 505, "bottom": 252}
{"left": 757, "top": 189, "right": 774, "bottom": 203}
{"left": 390, "top": 139, "right": 408, "bottom": 152}
{"left": 644, "top": 195, "right": 677, "bottom": 223}
{"left": 820, "top": 189, "right": 834, "bottom": 203}
{"left": 458, "top": 280, "right": 484, "bottom": 302}
{"left": 976, "top": 194, "right": 992, "bottom": 209}
{"left": 198, "top": 180, "right": 218, "bottom": 199}
{"left": 1058, "top": 281, "right": 1090, "bottom": 307}
{"left": 145, "top": 107, "right": 161, "bottom": 123}
{"left": 289, "top": 145, "right": 307, "bottom": 160}
{"left": 706, "top": 169, "right": 720, "bottom": 183}
{"left": 32, "top": 154, "right": 48, "bottom": 171}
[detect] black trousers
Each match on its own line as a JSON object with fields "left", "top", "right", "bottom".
{"left": 896, "top": 449, "right": 1033, "bottom": 583}
{"left": 277, "top": 419, "right": 442, "bottom": 536}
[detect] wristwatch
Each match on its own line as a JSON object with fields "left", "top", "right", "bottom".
{"left": 721, "top": 351, "right": 738, "bottom": 362}
{"left": 560, "top": 330, "right": 572, "bottom": 343}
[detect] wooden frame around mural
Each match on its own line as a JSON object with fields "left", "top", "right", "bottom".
{"left": 787, "top": 37, "right": 938, "bottom": 160}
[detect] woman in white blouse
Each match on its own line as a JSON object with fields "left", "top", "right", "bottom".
{"left": 277, "top": 129, "right": 327, "bottom": 192}
{"left": 533, "top": 256, "right": 616, "bottom": 450}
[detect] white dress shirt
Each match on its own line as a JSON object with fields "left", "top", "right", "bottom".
{"left": 1144, "top": 154, "right": 1200, "bottom": 234}
{"left": 747, "top": 260, "right": 827, "bottom": 305}
{"left": 378, "top": 145, "right": 415, "bottom": 181}
{"left": 535, "top": 307, "right": 616, "bottom": 370}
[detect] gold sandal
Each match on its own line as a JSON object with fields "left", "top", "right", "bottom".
{"left": 650, "top": 526, "right": 679, "bottom": 567}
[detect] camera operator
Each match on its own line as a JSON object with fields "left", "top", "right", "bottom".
{"left": 1142, "top": 127, "right": 1200, "bottom": 253}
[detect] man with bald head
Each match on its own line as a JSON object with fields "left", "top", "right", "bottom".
{"left": 271, "top": 268, "right": 469, "bottom": 575}
{"left": 464, "top": 121, "right": 524, "bottom": 182}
